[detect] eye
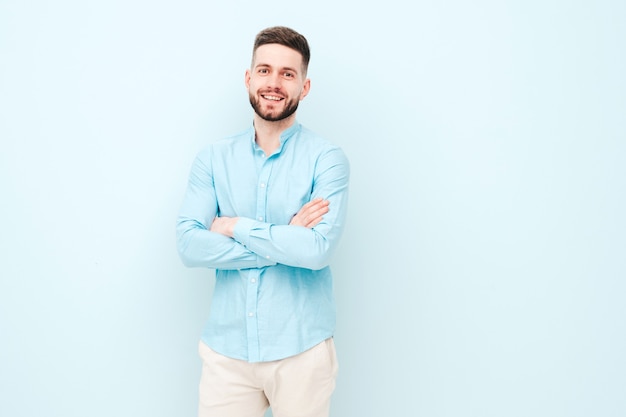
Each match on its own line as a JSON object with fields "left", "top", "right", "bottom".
{"left": 284, "top": 71, "right": 295, "bottom": 78}
{"left": 258, "top": 68, "right": 269, "bottom": 74}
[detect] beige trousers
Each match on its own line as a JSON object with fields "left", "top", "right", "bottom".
{"left": 198, "top": 338, "right": 338, "bottom": 417}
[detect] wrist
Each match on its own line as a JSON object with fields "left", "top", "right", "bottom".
{"left": 211, "top": 216, "right": 239, "bottom": 238}
{"left": 226, "top": 217, "right": 239, "bottom": 237}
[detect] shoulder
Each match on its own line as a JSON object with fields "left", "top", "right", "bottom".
{"left": 197, "top": 127, "right": 253, "bottom": 159}
{"left": 298, "top": 125, "right": 333, "bottom": 146}
{"left": 297, "top": 126, "right": 348, "bottom": 158}
{"left": 296, "top": 126, "right": 350, "bottom": 175}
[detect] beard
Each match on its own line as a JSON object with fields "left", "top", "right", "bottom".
{"left": 249, "top": 93, "right": 300, "bottom": 122}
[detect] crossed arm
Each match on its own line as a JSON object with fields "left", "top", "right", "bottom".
{"left": 176, "top": 146, "right": 349, "bottom": 271}
{"left": 210, "top": 198, "right": 330, "bottom": 237}
{"left": 178, "top": 197, "right": 340, "bottom": 271}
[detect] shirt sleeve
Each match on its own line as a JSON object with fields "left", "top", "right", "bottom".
{"left": 232, "top": 146, "right": 350, "bottom": 271}
{"left": 176, "top": 147, "right": 276, "bottom": 270}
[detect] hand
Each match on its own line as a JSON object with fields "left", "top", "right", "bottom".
{"left": 210, "top": 216, "right": 238, "bottom": 237}
{"left": 289, "top": 198, "right": 329, "bottom": 228}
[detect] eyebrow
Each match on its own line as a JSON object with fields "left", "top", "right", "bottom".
{"left": 255, "top": 63, "right": 301, "bottom": 74}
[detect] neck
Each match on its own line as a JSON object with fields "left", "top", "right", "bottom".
{"left": 253, "top": 114, "right": 297, "bottom": 156}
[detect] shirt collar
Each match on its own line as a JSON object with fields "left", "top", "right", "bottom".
{"left": 250, "top": 121, "right": 302, "bottom": 156}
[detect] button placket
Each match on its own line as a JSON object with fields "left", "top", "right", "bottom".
{"left": 245, "top": 269, "right": 261, "bottom": 360}
{"left": 246, "top": 154, "right": 273, "bottom": 361}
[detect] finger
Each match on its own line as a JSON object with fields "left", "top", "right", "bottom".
{"left": 305, "top": 218, "right": 322, "bottom": 228}
{"left": 290, "top": 199, "right": 329, "bottom": 227}
{"left": 300, "top": 199, "right": 328, "bottom": 216}
{"left": 298, "top": 198, "right": 326, "bottom": 214}
{"left": 302, "top": 205, "right": 329, "bottom": 224}
{"left": 306, "top": 203, "right": 329, "bottom": 220}
{"left": 303, "top": 206, "right": 329, "bottom": 228}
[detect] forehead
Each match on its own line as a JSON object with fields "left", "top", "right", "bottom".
{"left": 253, "top": 43, "right": 304, "bottom": 70}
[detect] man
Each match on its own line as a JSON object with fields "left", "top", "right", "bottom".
{"left": 176, "top": 26, "right": 350, "bottom": 417}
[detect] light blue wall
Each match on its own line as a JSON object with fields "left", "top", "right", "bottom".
{"left": 1, "top": 1, "right": 625, "bottom": 416}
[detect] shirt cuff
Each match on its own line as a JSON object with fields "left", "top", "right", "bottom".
{"left": 233, "top": 217, "right": 273, "bottom": 245}
{"left": 233, "top": 217, "right": 257, "bottom": 247}
{"left": 233, "top": 217, "right": 276, "bottom": 268}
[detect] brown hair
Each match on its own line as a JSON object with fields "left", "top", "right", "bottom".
{"left": 252, "top": 26, "right": 311, "bottom": 74}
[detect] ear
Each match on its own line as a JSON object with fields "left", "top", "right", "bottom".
{"left": 299, "top": 78, "right": 311, "bottom": 100}
{"left": 244, "top": 69, "right": 251, "bottom": 89}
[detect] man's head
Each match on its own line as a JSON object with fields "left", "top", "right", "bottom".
{"left": 252, "top": 26, "right": 310, "bottom": 76}
{"left": 246, "top": 26, "right": 311, "bottom": 123}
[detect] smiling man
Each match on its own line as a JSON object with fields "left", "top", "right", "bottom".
{"left": 176, "top": 27, "right": 350, "bottom": 417}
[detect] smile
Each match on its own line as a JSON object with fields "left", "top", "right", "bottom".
{"left": 262, "top": 95, "right": 284, "bottom": 101}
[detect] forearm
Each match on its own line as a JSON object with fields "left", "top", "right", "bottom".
{"left": 176, "top": 217, "right": 275, "bottom": 270}
{"left": 176, "top": 149, "right": 275, "bottom": 270}
{"left": 232, "top": 218, "right": 342, "bottom": 270}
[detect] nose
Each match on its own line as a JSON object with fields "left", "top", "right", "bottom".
{"left": 266, "top": 72, "right": 281, "bottom": 89}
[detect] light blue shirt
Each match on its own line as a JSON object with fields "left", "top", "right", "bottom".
{"left": 177, "top": 122, "right": 349, "bottom": 362}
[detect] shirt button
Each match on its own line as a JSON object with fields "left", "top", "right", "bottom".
{"left": 248, "top": 312, "right": 254, "bottom": 317}
{"left": 258, "top": 217, "right": 263, "bottom": 221}
{"left": 260, "top": 183, "right": 266, "bottom": 188}
{"left": 265, "top": 255, "right": 270, "bottom": 259}
{"left": 251, "top": 278, "right": 256, "bottom": 283}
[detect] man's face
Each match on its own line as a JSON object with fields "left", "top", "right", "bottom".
{"left": 245, "top": 44, "right": 310, "bottom": 122}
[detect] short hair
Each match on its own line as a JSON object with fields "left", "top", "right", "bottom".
{"left": 252, "top": 26, "right": 311, "bottom": 74}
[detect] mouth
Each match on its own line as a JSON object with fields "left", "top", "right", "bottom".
{"left": 261, "top": 94, "right": 285, "bottom": 102}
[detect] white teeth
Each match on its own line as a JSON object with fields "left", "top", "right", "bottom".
{"left": 264, "top": 95, "right": 282, "bottom": 101}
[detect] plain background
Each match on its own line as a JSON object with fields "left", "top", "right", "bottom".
{"left": 1, "top": 1, "right": 625, "bottom": 416}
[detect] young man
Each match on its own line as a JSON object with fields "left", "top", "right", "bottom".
{"left": 176, "top": 26, "right": 350, "bottom": 417}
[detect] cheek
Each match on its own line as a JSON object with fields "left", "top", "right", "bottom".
{"left": 247, "top": 76, "right": 261, "bottom": 90}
